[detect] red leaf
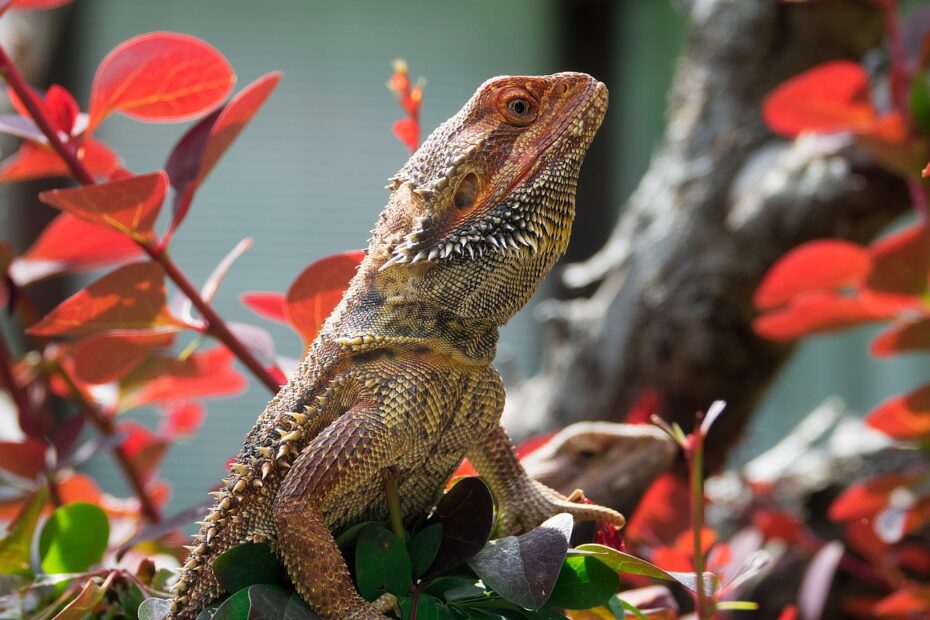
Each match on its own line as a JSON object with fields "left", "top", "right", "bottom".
{"left": 11, "top": 213, "right": 142, "bottom": 284}
{"left": 872, "top": 583, "right": 930, "bottom": 617}
{"left": 27, "top": 261, "right": 184, "bottom": 337}
{"left": 0, "top": 139, "right": 121, "bottom": 183}
{"left": 392, "top": 118, "right": 419, "bottom": 153}
{"left": 865, "top": 223, "right": 930, "bottom": 306}
{"left": 754, "top": 239, "right": 871, "bottom": 310}
{"left": 752, "top": 509, "right": 804, "bottom": 545}
{"left": 625, "top": 388, "right": 662, "bottom": 424}
{"left": 44, "top": 85, "right": 78, "bottom": 136}
{"left": 70, "top": 329, "right": 176, "bottom": 384}
{"left": 871, "top": 318, "right": 930, "bottom": 357}
{"left": 87, "top": 32, "right": 235, "bottom": 131}
{"left": 763, "top": 61, "right": 879, "bottom": 137}
{"left": 10, "top": 0, "right": 73, "bottom": 9}
{"left": 777, "top": 605, "right": 798, "bottom": 620}
{"left": 240, "top": 292, "right": 288, "bottom": 324}
{"left": 121, "top": 346, "right": 246, "bottom": 410}
{"left": 514, "top": 432, "right": 557, "bottom": 459}
{"left": 626, "top": 473, "right": 691, "bottom": 544}
{"left": 754, "top": 291, "right": 892, "bottom": 341}
{"left": 161, "top": 401, "right": 205, "bottom": 437}
{"left": 866, "top": 383, "right": 930, "bottom": 441}
{"left": 286, "top": 250, "right": 365, "bottom": 344}
{"left": 118, "top": 421, "right": 167, "bottom": 484}
{"left": 39, "top": 171, "right": 166, "bottom": 240}
{"left": 828, "top": 471, "right": 925, "bottom": 521}
{"left": 0, "top": 438, "right": 46, "bottom": 479}
{"left": 164, "top": 72, "right": 280, "bottom": 234}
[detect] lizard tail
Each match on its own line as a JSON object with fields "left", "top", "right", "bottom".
{"left": 167, "top": 467, "right": 274, "bottom": 618}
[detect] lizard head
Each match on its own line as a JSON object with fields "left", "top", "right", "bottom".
{"left": 370, "top": 72, "right": 607, "bottom": 324}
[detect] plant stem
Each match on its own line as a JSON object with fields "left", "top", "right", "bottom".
{"left": 144, "top": 245, "right": 280, "bottom": 392}
{"left": 0, "top": 41, "right": 282, "bottom": 395}
{"left": 688, "top": 414, "right": 710, "bottom": 620}
{"left": 382, "top": 468, "right": 407, "bottom": 542}
{"left": 0, "top": 46, "right": 93, "bottom": 186}
{"left": 54, "top": 362, "right": 162, "bottom": 524}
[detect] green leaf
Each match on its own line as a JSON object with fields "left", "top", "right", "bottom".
{"left": 409, "top": 523, "right": 443, "bottom": 579}
{"left": 247, "top": 584, "right": 320, "bottom": 619}
{"left": 547, "top": 555, "right": 619, "bottom": 610}
{"left": 399, "top": 592, "right": 459, "bottom": 620}
{"left": 138, "top": 597, "right": 171, "bottom": 620}
{"left": 716, "top": 600, "right": 759, "bottom": 611}
{"left": 213, "top": 587, "right": 250, "bottom": 620}
{"left": 609, "top": 597, "right": 645, "bottom": 620}
{"left": 355, "top": 523, "right": 412, "bottom": 600}
{"left": 467, "top": 513, "right": 572, "bottom": 610}
{"left": 910, "top": 72, "right": 930, "bottom": 136}
{"left": 39, "top": 503, "right": 109, "bottom": 574}
{"left": 575, "top": 544, "right": 716, "bottom": 597}
{"left": 213, "top": 543, "right": 285, "bottom": 593}
{"left": 52, "top": 577, "right": 108, "bottom": 619}
{"left": 336, "top": 520, "right": 385, "bottom": 549}
{"left": 0, "top": 487, "right": 48, "bottom": 574}
{"left": 424, "top": 478, "right": 494, "bottom": 578}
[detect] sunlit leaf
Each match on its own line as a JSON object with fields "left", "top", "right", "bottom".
{"left": 120, "top": 346, "right": 246, "bottom": 410}
{"left": 39, "top": 502, "right": 109, "bottom": 573}
{"left": 27, "top": 262, "right": 184, "bottom": 337}
{"left": 161, "top": 401, "right": 205, "bottom": 437}
{"left": 0, "top": 487, "right": 48, "bottom": 574}
{"left": 118, "top": 421, "right": 168, "bottom": 484}
{"left": 44, "top": 85, "right": 79, "bottom": 136}
{"left": 763, "top": 61, "right": 879, "bottom": 137}
{"left": 38, "top": 171, "right": 166, "bottom": 241}
{"left": 872, "top": 583, "right": 930, "bottom": 617}
{"left": 866, "top": 384, "right": 930, "bottom": 441}
{"left": 11, "top": 213, "right": 142, "bottom": 285}
{"left": 240, "top": 292, "right": 288, "bottom": 324}
{"left": 0, "top": 139, "right": 121, "bottom": 184}
{"left": 52, "top": 576, "right": 108, "bottom": 620}
{"left": 865, "top": 223, "right": 930, "bottom": 306}
{"left": 753, "top": 292, "right": 893, "bottom": 341}
{"left": 754, "top": 239, "right": 871, "bottom": 310}
{"left": 165, "top": 73, "right": 280, "bottom": 234}
{"left": 87, "top": 32, "right": 235, "bottom": 131}
{"left": 70, "top": 329, "right": 176, "bottom": 384}
{"left": 828, "top": 471, "right": 925, "bottom": 522}
{"left": 393, "top": 118, "right": 419, "bottom": 153}
{"left": 871, "top": 319, "right": 930, "bottom": 357}
{"left": 286, "top": 250, "right": 364, "bottom": 344}
{"left": 575, "top": 544, "right": 715, "bottom": 597}
{"left": 548, "top": 555, "right": 620, "bottom": 611}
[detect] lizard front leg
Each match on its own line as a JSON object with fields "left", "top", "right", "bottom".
{"left": 468, "top": 425, "right": 626, "bottom": 536}
{"left": 273, "top": 405, "right": 400, "bottom": 619}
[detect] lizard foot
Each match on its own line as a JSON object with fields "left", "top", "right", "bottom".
{"left": 344, "top": 593, "right": 397, "bottom": 619}
{"left": 496, "top": 480, "right": 625, "bottom": 536}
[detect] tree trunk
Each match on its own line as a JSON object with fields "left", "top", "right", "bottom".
{"left": 503, "top": 0, "right": 911, "bottom": 466}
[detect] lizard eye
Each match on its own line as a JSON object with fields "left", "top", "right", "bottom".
{"left": 498, "top": 88, "right": 538, "bottom": 126}
{"left": 508, "top": 99, "right": 529, "bottom": 115}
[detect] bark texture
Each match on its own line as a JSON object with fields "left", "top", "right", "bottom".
{"left": 503, "top": 0, "right": 911, "bottom": 464}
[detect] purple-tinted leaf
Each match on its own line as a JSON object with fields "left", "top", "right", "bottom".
{"left": 200, "top": 238, "right": 253, "bottom": 303}
{"left": 799, "top": 541, "right": 844, "bottom": 620}
{"left": 164, "top": 107, "right": 221, "bottom": 232}
{"left": 0, "top": 114, "right": 46, "bottom": 142}
{"left": 116, "top": 500, "right": 211, "bottom": 561}
{"left": 228, "top": 322, "right": 277, "bottom": 365}
{"left": 467, "top": 513, "right": 573, "bottom": 609}
{"left": 423, "top": 477, "right": 494, "bottom": 578}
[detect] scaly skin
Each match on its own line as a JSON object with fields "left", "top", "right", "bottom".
{"left": 169, "top": 72, "right": 620, "bottom": 619}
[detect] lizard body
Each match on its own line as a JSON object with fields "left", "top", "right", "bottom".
{"left": 169, "top": 72, "right": 620, "bottom": 619}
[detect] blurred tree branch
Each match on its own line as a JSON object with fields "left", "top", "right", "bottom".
{"left": 504, "top": 0, "right": 910, "bottom": 466}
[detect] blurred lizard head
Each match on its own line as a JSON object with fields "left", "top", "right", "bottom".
{"left": 369, "top": 72, "right": 608, "bottom": 324}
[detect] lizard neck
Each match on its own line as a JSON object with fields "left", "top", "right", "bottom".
{"left": 324, "top": 274, "right": 500, "bottom": 365}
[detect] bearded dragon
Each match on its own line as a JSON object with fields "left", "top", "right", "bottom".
{"left": 168, "top": 71, "right": 620, "bottom": 620}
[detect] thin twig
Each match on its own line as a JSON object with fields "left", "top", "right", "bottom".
{"left": 54, "top": 362, "right": 162, "bottom": 524}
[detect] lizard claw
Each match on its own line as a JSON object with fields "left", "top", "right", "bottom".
{"left": 495, "top": 481, "right": 625, "bottom": 536}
